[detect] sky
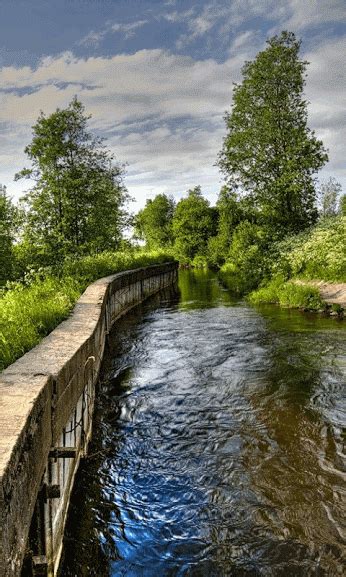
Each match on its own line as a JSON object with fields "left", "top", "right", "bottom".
{"left": 0, "top": 0, "right": 345, "bottom": 211}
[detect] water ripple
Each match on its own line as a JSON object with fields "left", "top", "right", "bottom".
{"left": 60, "top": 271, "right": 346, "bottom": 576}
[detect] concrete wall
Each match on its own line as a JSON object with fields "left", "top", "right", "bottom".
{"left": 0, "top": 262, "right": 178, "bottom": 577}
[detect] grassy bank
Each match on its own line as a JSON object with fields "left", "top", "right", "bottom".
{"left": 0, "top": 250, "right": 174, "bottom": 371}
{"left": 248, "top": 276, "right": 325, "bottom": 310}
{"left": 220, "top": 216, "right": 345, "bottom": 311}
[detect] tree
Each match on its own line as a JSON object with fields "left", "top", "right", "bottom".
{"left": 225, "top": 220, "right": 271, "bottom": 292}
{"left": 16, "top": 98, "right": 128, "bottom": 265}
{"left": 134, "top": 194, "right": 175, "bottom": 249}
{"left": 172, "top": 186, "right": 217, "bottom": 263}
{"left": 207, "top": 186, "right": 241, "bottom": 266}
{"left": 318, "top": 177, "right": 341, "bottom": 217}
{"left": 218, "top": 31, "right": 328, "bottom": 234}
{"left": 0, "top": 184, "right": 16, "bottom": 284}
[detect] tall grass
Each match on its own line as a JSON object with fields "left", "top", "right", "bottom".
{"left": 0, "top": 250, "right": 174, "bottom": 371}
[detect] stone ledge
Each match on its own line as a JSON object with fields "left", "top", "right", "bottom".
{"left": 0, "top": 261, "right": 177, "bottom": 577}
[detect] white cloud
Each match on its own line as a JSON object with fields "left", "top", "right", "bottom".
{"left": 111, "top": 20, "right": 149, "bottom": 38}
{"left": 161, "top": 0, "right": 345, "bottom": 54}
{"left": 78, "top": 30, "right": 107, "bottom": 48}
{"left": 281, "top": 0, "right": 346, "bottom": 31}
{"left": 0, "top": 29, "right": 345, "bottom": 208}
{"left": 161, "top": 9, "right": 195, "bottom": 24}
{"left": 0, "top": 49, "right": 245, "bottom": 127}
{"left": 304, "top": 35, "right": 346, "bottom": 177}
{"left": 0, "top": 47, "right": 243, "bottom": 206}
{"left": 170, "top": 1, "right": 284, "bottom": 49}
{"left": 79, "top": 19, "right": 148, "bottom": 47}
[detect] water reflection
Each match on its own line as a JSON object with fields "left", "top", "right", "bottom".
{"left": 60, "top": 271, "right": 346, "bottom": 576}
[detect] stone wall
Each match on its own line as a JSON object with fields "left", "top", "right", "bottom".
{"left": 0, "top": 262, "right": 178, "bottom": 577}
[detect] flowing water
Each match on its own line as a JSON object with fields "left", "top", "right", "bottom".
{"left": 60, "top": 270, "right": 346, "bottom": 576}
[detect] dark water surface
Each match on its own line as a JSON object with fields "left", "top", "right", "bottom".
{"left": 60, "top": 270, "right": 346, "bottom": 576}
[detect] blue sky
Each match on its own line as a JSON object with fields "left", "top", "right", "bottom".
{"left": 0, "top": 0, "right": 345, "bottom": 210}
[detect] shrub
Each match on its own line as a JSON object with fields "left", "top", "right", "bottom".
{"left": 219, "top": 222, "right": 274, "bottom": 293}
{"left": 271, "top": 216, "right": 346, "bottom": 282}
{"left": 248, "top": 276, "right": 325, "bottom": 310}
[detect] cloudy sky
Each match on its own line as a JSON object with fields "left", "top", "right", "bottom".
{"left": 0, "top": 0, "right": 345, "bottom": 211}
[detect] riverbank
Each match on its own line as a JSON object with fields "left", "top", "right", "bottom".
{"left": 248, "top": 277, "right": 345, "bottom": 316}
{"left": 298, "top": 280, "right": 346, "bottom": 308}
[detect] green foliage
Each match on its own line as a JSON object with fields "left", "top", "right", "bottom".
{"left": 172, "top": 186, "right": 217, "bottom": 264}
{"left": 0, "top": 185, "right": 17, "bottom": 284}
{"left": 0, "top": 250, "right": 175, "bottom": 371}
{"left": 207, "top": 186, "right": 242, "bottom": 267}
{"left": 0, "top": 276, "right": 80, "bottom": 371}
{"left": 246, "top": 215, "right": 345, "bottom": 309}
{"left": 134, "top": 194, "right": 175, "bottom": 249}
{"left": 271, "top": 216, "right": 346, "bottom": 282}
{"left": 219, "top": 222, "right": 274, "bottom": 293}
{"left": 15, "top": 98, "right": 128, "bottom": 266}
{"left": 191, "top": 254, "right": 209, "bottom": 268}
{"left": 60, "top": 248, "right": 173, "bottom": 286}
{"left": 331, "top": 303, "right": 344, "bottom": 314}
{"left": 218, "top": 31, "right": 328, "bottom": 234}
{"left": 248, "top": 276, "right": 325, "bottom": 310}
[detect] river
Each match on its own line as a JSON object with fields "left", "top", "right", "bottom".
{"left": 59, "top": 270, "right": 346, "bottom": 576}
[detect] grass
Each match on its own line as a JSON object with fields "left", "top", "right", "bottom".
{"left": 240, "top": 217, "right": 345, "bottom": 311}
{"left": 0, "top": 250, "right": 175, "bottom": 371}
{"left": 248, "top": 275, "right": 326, "bottom": 310}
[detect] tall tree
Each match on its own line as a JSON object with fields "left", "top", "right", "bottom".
{"left": 218, "top": 31, "right": 328, "bottom": 233}
{"left": 0, "top": 185, "right": 16, "bottom": 284}
{"left": 134, "top": 194, "right": 175, "bottom": 249}
{"left": 172, "top": 186, "right": 216, "bottom": 263}
{"left": 16, "top": 98, "right": 128, "bottom": 265}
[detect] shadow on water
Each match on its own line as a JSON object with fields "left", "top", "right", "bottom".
{"left": 59, "top": 271, "right": 346, "bottom": 577}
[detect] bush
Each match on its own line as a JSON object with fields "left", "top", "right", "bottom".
{"left": 248, "top": 276, "right": 325, "bottom": 310}
{"left": 191, "top": 254, "right": 209, "bottom": 268}
{"left": 271, "top": 216, "right": 346, "bottom": 282}
{"left": 219, "top": 222, "right": 274, "bottom": 293}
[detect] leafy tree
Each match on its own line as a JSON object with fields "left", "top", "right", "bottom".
{"left": 172, "top": 186, "right": 217, "bottom": 263}
{"left": 318, "top": 177, "right": 341, "bottom": 217}
{"left": 134, "top": 194, "right": 175, "bottom": 249}
{"left": 16, "top": 98, "right": 128, "bottom": 266}
{"left": 207, "top": 186, "right": 241, "bottom": 266}
{"left": 218, "top": 31, "right": 328, "bottom": 234}
{"left": 221, "top": 221, "right": 274, "bottom": 292}
{"left": 0, "top": 184, "right": 16, "bottom": 284}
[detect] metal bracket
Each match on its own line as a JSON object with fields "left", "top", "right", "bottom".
{"left": 49, "top": 446, "right": 77, "bottom": 460}
{"left": 41, "top": 484, "right": 61, "bottom": 502}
